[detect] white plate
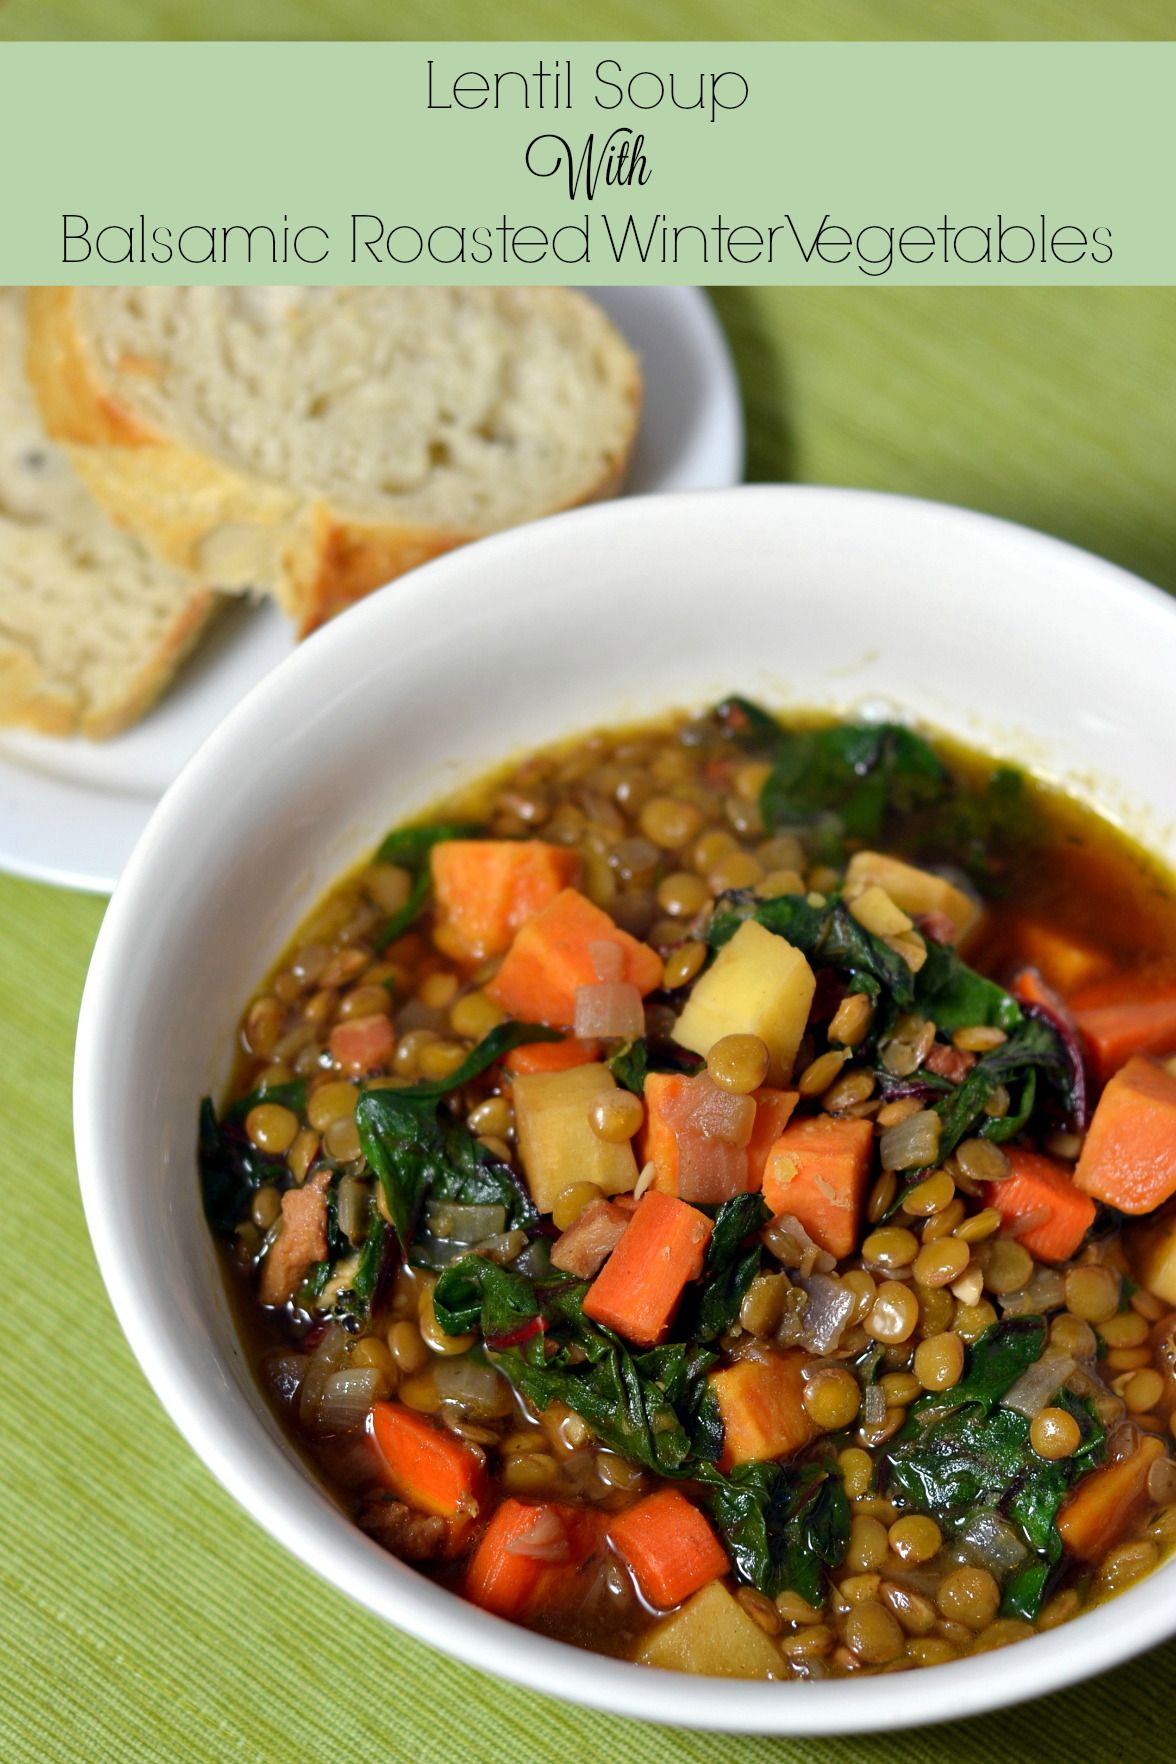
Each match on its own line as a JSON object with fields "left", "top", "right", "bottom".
{"left": 0, "top": 286, "right": 743, "bottom": 893}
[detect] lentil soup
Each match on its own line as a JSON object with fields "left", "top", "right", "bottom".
{"left": 200, "top": 700, "right": 1176, "bottom": 1680}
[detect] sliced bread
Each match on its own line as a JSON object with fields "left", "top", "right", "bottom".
{"left": 0, "top": 288, "right": 226, "bottom": 739}
{"left": 27, "top": 286, "right": 642, "bottom": 636}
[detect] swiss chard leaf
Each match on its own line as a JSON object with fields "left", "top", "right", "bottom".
{"left": 934, "top": 1017, "right": 1070, "bottom": 1157}
{"left": 759, "top": 723, "right": 947, "bottom": 848}
{"left": 381, "top": 1020, "right": 563, "bottom": 1103}
{"left": 198, "top": 1097, "right": 289, "bottom": 1233}
{"left": 710, "top": 892, "right": 915, "bottom": 1010}
{"left": 702, "top": 1458, "right": 850, "bottom": 1602}
{"left": 331, "top": 1208, "right": 392, "bottom": 1323}
{"left": 689, "top": 1193, "right": 769, "bottom": 1344}
{"left": 224, "top": 1079, "right": 308, "bottom": 1126}
{"left": 905, "top": 1317, "right": 1046, "bottom": 1425}
{"left": 433, "top": 1254, "right": 542, "bottom": 1341}
{"left": 714, "top": 696, "right": 785, "bottom": 749}
{"left": 913, "top": 943, "right": 1022, "bottom": 1037}
{"left": 372, "top": 821, "right": 480, "bottom": 951}
{"left": 607, "top": 1038, "right": 649, "bottom": 1095}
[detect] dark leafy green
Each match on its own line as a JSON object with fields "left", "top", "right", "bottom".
{"left": 714, "top": 696, "right": 786, "bottom": 749}
{"left": 759, "top": 723, "right": 947, "bottom": 848}
{"left": 433, "top": 1254, "right": 541, "bottom": 1341}
{"left": 703, "top": 1458, "right": 850, "bottom": 1603}
{"left": 377, "top": 1020, "right": 563, "bottom": 1104}
{"left": 331, "top": 1208, "right": 392, "bottom": 1323}
{"left": 913, "top": 942, "right": 1021, "bottom": 1036}
{"left": 933, "top": 1017, "right": 1070, "bottom": 1158}
{"left": 197, "top": 1097, "right": 289, "bottom": 1233}
{"left": 710, "top": 891, "right": 915, "bottom": 1008}
{"left": 688, "top": 1193, "right": 769, "bottom": 1344}
{"left": 224, "top": 1079, "right": 308, "bottom": 1126}
{"left": 372, "top": 821, "right": 480, "bottom": 950}
{"left": 607, "top": 1038, "right": 649, "bottom": 1095}
{"left": 906, "top": 1316, "right": 1046, "bottom": 1423}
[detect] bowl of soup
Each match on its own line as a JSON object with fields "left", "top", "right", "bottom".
{"left": 73, "top": 485, "right": 1176, "bottom": 1733}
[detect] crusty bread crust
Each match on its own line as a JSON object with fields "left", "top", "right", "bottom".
{"left": 27, "top": 287, "right": 641, "bottom": 638}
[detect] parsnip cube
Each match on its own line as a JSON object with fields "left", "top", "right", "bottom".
{"left": 844, "top": 851, "right": 980, "bottom": 945}
{"left": 672, "top": 919, "right": 815, "bottom": 1086}
{"left": 512, "top": 1063, "right": 637, "bottom": 1214}
{"left": 634, "top": 1578, "right": 784, "bottom": 1678}
{"left": 1133, "top": 1214, "right": 1176, "bottom": 1307}
{"left": 848, "top": 884, "right": 913, "bottom": 938}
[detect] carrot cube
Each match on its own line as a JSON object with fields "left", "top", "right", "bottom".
{"left": 641, "top": 1075, "right": 798, "bottom": 1198}
{"left": 581, "top": 1189, "right": 712, "bottom": 1347}
{"left": 1057, "top": 1435, "right": 1165, "bottom": 1561}
{"left": 709, "top": 1348, "right": 815, "bottom": 1470}
{"left": 608, "top": 1489, "right": 728, "bottom": 1608}
{"left": 1010, "top": 918, "right": 1112, "bottom": 996}
{"left": 983, "top": 1148, "right": 1096, "bottom": 1263}
{"left": 486, "top": 888, "right": 663, "bottom": 1028}
{"left": 369, "top": 1402, "right": 486, "bottom": 1520}
{"left": 1075, "top": 1055, "right": 1176, "bottom": 1214}
{"left": 761, "top": 1115, "right": 875, "bottom": 1258}
{"left": 464, "top": 1500, "right": 607, "bottom": 1620}
{"left": 329, "top": 1012, "right": 396, "bottom": 1074}
{"left": 431, "top": 840, "right": 580, "bottom": 963}
{"left": 503, "top": 1035, "right": 601, "bottom": 1076}
{"left": 1079, "top": 994, "right": 1176, "bottom": 1086}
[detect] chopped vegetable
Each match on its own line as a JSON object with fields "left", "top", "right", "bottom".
{"left": 1130, "top": 1212, "right": 1176, "bottom": 1306}
{"left": 709, "top": 1348, "right": 814, "bottom": 1469}
{"left": 1008, "top": 917, "right": 1111, "bottom": 996}
{"left": 464, "top": 1499, "right": 607, "bottom": 1620}
{"left": 502, "top": 1035, "right": 602, "bottom": 1075}
{"left": 633, "top": 1576, "right": 785, "bottom": 1678}
{"left": 581, "top": 1190, "right": 713, "bottom": 1347}
{"left": 1057, "top": 1436, "right": 1165, "bottom": 1561}
{"left": 512, "top": 1063, "right": 639, "bottom": 1213}
{"left": 258, "top": 1169, "right": 331, "bottom": 1306}
{"left": 1075, "top": 1055, "right": 1176, "bottom": 1213}
{"left": 983, "top": 1148, "right": 1096, "bottom": 1263}
{"left": 369, "top": 1401, "right": 487, "bottom": 1519}
{"left": 608, "top": 1488, "right": 729, "bottom": 1608}
{"left": 1070, "top": 979, "right": 1176, "bottom": 1083}
{"left": 550, "top": 1197, "right": 631, "bottom": 1278}
{"left": 672, "top": 919, "right": 815, "bottom": 1086}
{"left": 430, "top": 839, "right": 580, "bottom": 962}
{"left": 329, "top": 1012, "right": 396, "bottom": 1074}
{"left": 844, "top": 850, "right": 981, "bottom": 945}
{"left": 487, "top": 888, "right": 663, "bottom": 1027}
{"left": 761, "top": 1116, "right": 875, "bottom": 1258}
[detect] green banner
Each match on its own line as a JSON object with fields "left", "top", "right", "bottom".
{"left": 0, "top": 41, "right": 1170, "bottom": 283}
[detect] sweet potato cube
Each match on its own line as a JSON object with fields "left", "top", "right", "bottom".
{"left": 642, "top": 1074, "right": 798, "bottom": 1198}
{"left": 672, "top": 919, "right": 815, "bottom": 1086}
{"left": 1075, "top": 1055, "right": 1176, "bottom": 1214}
{"left": 1009, "top": 918, "right": 1111, "bottom": 996}
{"left": 844, "top": 851, "right": 981, "bottom": 946}
{"left": 512, "top": 1062, "right": 638, "bottom": 1214}
{"left": 633, "top": 1578, "right": 784, "bottom": 1678}
{"left": 1131, "top": 1212, "right": 1176, "bottom": 1307}
{"left": 431, "top": 839, "right": 579, "bottom": 962}
{"left": 1057, "top": 1435, "right": 1165, "bottom": 1561}
{"left": 761, "top": 1115, "right": 875, "bottom": 1258}
{"left": 608, "top": 1489, "right": 729, "bottom": 1608}
{"left": 709, "top": 1348, "right": 814, "bottom": 1469}
{"left": 982, "top": 1148, "right": 1095, "bottom": 1263}
{"left": 487, "top": 888, "right": 663, "bottom": 1027}
{"left": 581, "top": 1190, "right": 712, "bottom": 1347}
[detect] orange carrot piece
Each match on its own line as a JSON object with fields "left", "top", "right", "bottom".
{"left": 608, "top": 1489, "right": 728, "bottom": 1608}
{"left": 982, "top": 1148, "right": 1096, "bottom": 1263}
{"left": 431, "top": 840, "right": 580, "bottom": 963}
{"left": 581, "top": 1189, "right": 713, "bottom": 1347}
{"left": 760, "top": 1116, "right": 875, "bottom": 1258}
{"left": 1009, "top": 918, "right": 1112, "bottom": 997}
{"left": 1075, "top": 1055, "right": 1176, "bottom": 1214}
{"left": 642, "top": 1075, "right": 798, "bottom": 1197}
{"left": 486, "top": 888, "right": 663, "bottom": 1027}
{"left": 1057, "top": 1435, "right": 1164, "bottom": 1561}
{"left": 1071, "top": 988, "right": 1176, "bottom": 1084}
{"left": 464, "top": 1500, "right": 607, "bottom": 1620}
{"left": 709, "top": 1349, "right": 815, "bottom": 1470}
{"left": 369, "top": 1402, "right": 486, "bottom": 1520}
{"left": 503, "top": 1035, "right": 601, "bottom": 1076}
{"left": 329, "top": 1012, "right": 396, "bottom": 1074}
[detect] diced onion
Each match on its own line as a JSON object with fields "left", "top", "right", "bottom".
{"left": 298, "top": 1319, "right": 349, "bottom": 1426}
{"left": 434, "top": 1354, "right": 509, "bottom": 1419}
{"left": 799, "top": 1274, "right": 856, "bottom": 1354}
{"left": 505, "top": 1507, "right": 571, "bottom": 1562}
{"left": 470, "top": 1229, "right": 529, "bottom": 1265}
{"left": 425, "top": 1200, "right": 507, "bottom": 1243}
{"left": 1001, "top": 1355, "right": 1077, "bottom": 1418}
{"left": 769, "top": 1213, "right": 837, "bottom": 1276}
{"left": 588, "top": 940, "right": 625, "bottom": 983}
{"left": 574, "top": 981, "right": 644, "bottom": 1040}
{"left": 879, "top": 1110, "right": 942, "bottom": 1172}
{"left": 317, "top": 1366, "right": 384, "bottom": 1433}
{"left": 862, "top": 1383, "right": 886, "bottom": 1428}
{"left": 959, "top": 1509, "right": 1029, "bottom": 1574}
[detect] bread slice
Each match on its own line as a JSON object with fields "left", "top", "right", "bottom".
{"left": 0, "top": 289, "right": 227, "bottom": 739}
{"left": 27, "top": 286, "right": 642, "bottom": 637}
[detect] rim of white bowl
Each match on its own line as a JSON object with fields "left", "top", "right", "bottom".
{"left": 74, "top": 485, "right": 1176, "bottom": 1735}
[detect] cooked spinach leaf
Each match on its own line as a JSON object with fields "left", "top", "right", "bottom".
{"left": 906, "top": 1317, "right": 1046, "bottom": 1424}
{"left": 714, "top": 696, "right": 786, "bottom": 750}
{"left": 379, "top": 1020, "right": 563, "bottom": 1104}
{"left": 608, "top": 1038, "right": 649, "bottom": 1094}
{"left": 933, "top": 1017, "right": 1070, "bottom": 1157}
{"left": 356, "top": 1094, "right": 536, "bottom": 1253}
{"left": 913, "top": 943, "right": 1021, "bottom": 1037}
{"left": 331, "top": 1208, "right": 392, "bottom": 1323}
{"left": 702, "top": 1458, "right": 849, "bottom": 1602}
{"left": 687, "top": 1193, "right": 769, "bottom": 1344}
{"left": 198, "top": 1097, "right": 289, "bottom": 1232}
{"left": 372, "top": 821, "right": 480, "bottom": 951}
{"left": 224, "top": 1079, "right": 308, "bottom": 1126}
{"left": 759, "top": 723, "right": 947, "bottom": 849}
{"left": 433, "top": 1254, "right": 542, "bottom": 1342}
{"left": 710, "top": 891, "right": 915, "bottom": 1010}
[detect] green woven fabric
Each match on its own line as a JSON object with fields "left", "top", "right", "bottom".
{"left": 2, "top": 4, "right": 1176, "bottom": 1746}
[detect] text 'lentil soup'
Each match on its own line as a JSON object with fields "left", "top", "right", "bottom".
{"left": 200, "top": 700, "right": 1176, "bottom": 1680}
